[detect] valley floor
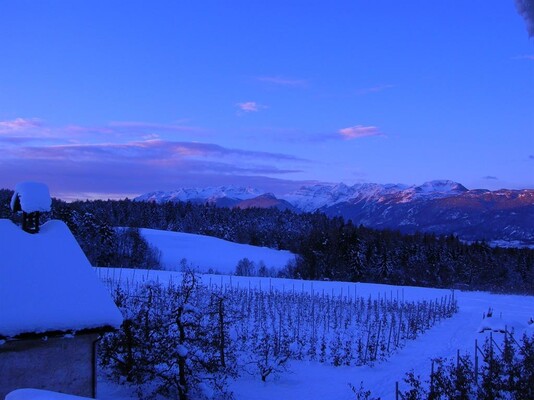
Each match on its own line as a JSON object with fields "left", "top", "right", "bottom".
{"left": 95, "top": 269, "right": 534, "bottom": 400}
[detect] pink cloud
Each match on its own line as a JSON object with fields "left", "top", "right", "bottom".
{"left": 0, "top": 120, "right": 311, "bottom": 199}
{"left": 339, "top": 125, "right": 383, "bottom": 140}
{"left": 0, "top": 118, "right": 41, "bottom": 130}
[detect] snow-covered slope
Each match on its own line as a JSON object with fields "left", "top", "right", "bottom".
{"left": 140, "top": 228, "right": 295, "bottom": 274}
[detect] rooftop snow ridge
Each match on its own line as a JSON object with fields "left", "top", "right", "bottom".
{"left": 0, "top": 219, "right": 123, "bottom": 338}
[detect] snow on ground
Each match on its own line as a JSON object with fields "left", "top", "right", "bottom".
{"left": 140, "top": 228, "right": 296, "bottom": 274}
{"left": 96, "top": 268, "right": 534, "bottom": 400}
{"left": 5, "top": 389, "right": 92, "bottom": 400}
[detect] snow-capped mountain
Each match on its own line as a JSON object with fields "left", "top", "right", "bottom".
{"left": 135, "top": 180, "right": 534, "bottom": 246}
{"left": 234, "top": 193, "right": 296, "bottom": 212}
{"left": 136, "top": 186, "right": 264, "bottom": 208}
{"left": 279, "top": 180, "right": 467, "bottom": 211}
{"left": 137, "top": 180, "right": 467, "bottom": 211}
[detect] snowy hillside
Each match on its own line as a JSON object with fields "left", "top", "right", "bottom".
{"left": 140, "top": 228, "right": 296, "bottom": 274}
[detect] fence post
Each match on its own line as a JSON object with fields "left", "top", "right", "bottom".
{"left": 395, "top": 381, "right": 399, "bottom": 400}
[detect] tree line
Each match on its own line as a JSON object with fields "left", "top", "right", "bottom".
{"left": 1, "top": 189, "right": 533, "bottom": 294}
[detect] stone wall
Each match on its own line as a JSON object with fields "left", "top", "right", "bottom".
{"left": 0, "top": 334, "right": 98, "bottom": 399}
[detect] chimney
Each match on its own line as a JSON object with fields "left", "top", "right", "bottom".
{"left": 10, "top": 182, "right": 52, "bottom": 234}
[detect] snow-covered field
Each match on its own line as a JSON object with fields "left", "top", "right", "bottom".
{"left": 95, "top": 268, "right": 534, "bottom": 400}
{"left": 140, "top": 228, "right": 296, "bottom": 274}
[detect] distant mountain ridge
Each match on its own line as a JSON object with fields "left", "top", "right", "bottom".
{"left": 135, "top": 180, "right": 534, "bottom": 246}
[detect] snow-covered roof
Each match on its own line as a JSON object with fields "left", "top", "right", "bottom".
{"left": 0, "top": 219, "right": 123, "bottom": 338}
{"left": 10, "top": 181, "right": 52, "bottom": 213}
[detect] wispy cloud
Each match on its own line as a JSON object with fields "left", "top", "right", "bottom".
{"left": 257, "top": 76, "right": 307, "bottom": 87}
{"left": 11, "top": 139, "right": 305, "bottom": 164}
{"left": 512, "top": 54, "right": 534, "bottom": 61}
{"left": 0, "top": 118, "right": 42, "bottom": 131}
{"left": 529, "top": 155, "right": 534, "bottom": 160}
{"left": 483, "top": 175, "right": 498, "bottom": 180}
{"left": 339, "top": 125, "right": 383, "bottom": 140}
{"left": 108, "top": 121, "right": 199, "bottom": 132}
{"left": 236, "top": 101, "right": 267, "bottom": 113}
{"left": 0, "top": 118, "right": 203, "bottom": 144}
{"left": 356, "top": 84, "right": 394, "bottom": 95}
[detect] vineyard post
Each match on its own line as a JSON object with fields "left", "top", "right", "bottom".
{"left": 430, "top": 360, "right": 435, "bottom": 398}
{"left": 278, "top": 313, "right": 282, "bottom": 356}
{"left": 374, "top": 320, "right": 382, "bottom": 360}
{"left": 489, "top": 332, "right": 493, "bottom": 380}
{"left": 475, "top": 339, "right": 478, "bottom": 386}
{"left": 395, "top": 381, "right": 399, "bottom": 400}
{"left": 396, "top": 309, "right": 403, "bottom": 346}
{"left": 363, "top": 328, "right": 371, "bottom": 364}
{"left": 387, "top": 317, "right": 394, "bottom": 352}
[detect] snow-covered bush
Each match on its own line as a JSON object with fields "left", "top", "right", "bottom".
{"left": 100, "top": 271, "right": 236, "bottom": 400}
{"left": 394, "top": 332, "right": 534, "bottom": 399}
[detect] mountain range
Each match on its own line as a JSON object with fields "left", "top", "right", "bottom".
{"left": 135, "top": 180, "right": 534, "bottom": 247}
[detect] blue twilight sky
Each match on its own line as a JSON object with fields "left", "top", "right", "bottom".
{"left": 0, "top": 1, "right": 533, "bottom": 199}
